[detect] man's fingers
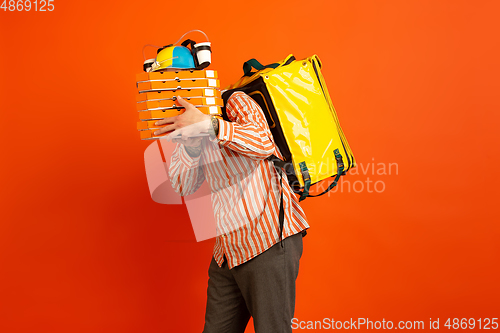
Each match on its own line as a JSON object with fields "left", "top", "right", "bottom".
{"left": 153, "top": 124, "right": 176, "bottom": 136}
{"left": 167, "top": 127, "right": 193, "bottom": 141}
{"left": 166, "top": 128, "right": 182, "bottom": 141}
{"left": 155, "top": 116, "right": 177, "bottom": 126}
{"left": 176, "top": 95, "right": 194, "bottom": 110}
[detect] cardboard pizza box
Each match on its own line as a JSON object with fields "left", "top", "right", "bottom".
{"left": 137, "top": 120, "right": 165, "bottom": 131}
{"left": 137, "top": 78, "right": 219, "bottom": 93}
{"left": 136, "top": 88, "right": 221, "bottom": 102}
{"left": 136, "top": 97, "right": 223, "bottom": 111}
{"left": 136, "top": 69, "right": 218, "bottom": 83}
{"left": 138, "top": 106, "right": 222, "bottom": 120}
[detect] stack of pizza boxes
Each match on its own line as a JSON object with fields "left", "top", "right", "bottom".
{"left": 136, "top": 69, "right": 223, "bottom": 140}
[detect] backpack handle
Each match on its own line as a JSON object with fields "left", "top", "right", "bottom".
{"left": 243, "top": 59, "right": 280, "bottom": 77}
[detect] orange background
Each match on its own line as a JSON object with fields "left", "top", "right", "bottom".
{"left": 1, "top": 0, "right": 499, "bottom": 332}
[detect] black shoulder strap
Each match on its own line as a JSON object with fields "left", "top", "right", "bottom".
{"left": 267, "top": 155, "right": 288, "bottom": 247}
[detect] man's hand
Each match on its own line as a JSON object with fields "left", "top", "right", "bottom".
{"left": 153, "top": 96, "right": 211, "bottom": 143}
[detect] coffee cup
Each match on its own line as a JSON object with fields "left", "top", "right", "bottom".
{"left": 193, "top": 42, "right": 212, "bottom": 69}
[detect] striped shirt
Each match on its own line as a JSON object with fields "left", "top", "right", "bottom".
{"left": 169, "top": 91, "right": 309, "bottom": 269}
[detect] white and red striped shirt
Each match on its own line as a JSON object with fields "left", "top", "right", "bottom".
{"left": 169, "top": 91, "right": 309, "bottom": 269}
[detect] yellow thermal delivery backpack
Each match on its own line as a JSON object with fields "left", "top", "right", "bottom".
{"left": 222, "top": 54, "right": 356, "bottom": 201}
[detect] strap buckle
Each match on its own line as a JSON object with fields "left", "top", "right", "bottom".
{"left": 302, "top": 169, "right": 311, "bottom": 182}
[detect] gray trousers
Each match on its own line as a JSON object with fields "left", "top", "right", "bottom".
{"left": 202, "top": 232, "right": 304, "bottom": 333}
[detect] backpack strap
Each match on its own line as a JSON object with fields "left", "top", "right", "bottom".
{"left": 243, "top": 59, "right": 280, "bottom": 77}
{"left": 267, "top": 155, "right": 287, "bottom": 247}
{"left": 298, "top": 162, "right": 311, "bottom": 202}
{"left": 297, "top": 149, "right": 345, "bottom": 200}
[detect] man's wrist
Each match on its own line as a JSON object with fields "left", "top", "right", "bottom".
{"left": 209, "top": 116, "right": 220, "bottom": 139}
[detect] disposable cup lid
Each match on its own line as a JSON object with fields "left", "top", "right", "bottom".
{"left": 194, "top": 42, "right": 211, "bottom": 48}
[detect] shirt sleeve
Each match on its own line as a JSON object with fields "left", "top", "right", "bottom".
{"left": 214, "top": 91, "right": 279, "bottom": 160}
{"left": 168, "top": 143, "right": 205, "bottom": 197}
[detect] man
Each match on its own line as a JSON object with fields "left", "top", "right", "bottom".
{"left": 154, "top": 92, "right": 309, "bottom": 333}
